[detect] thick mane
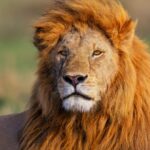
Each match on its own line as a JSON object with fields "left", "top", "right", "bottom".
{"left": 33, "top": 0, "right": 135, "bottom": 52}
{"left": 20, "top": 0, "right": 150, "bottom": 150}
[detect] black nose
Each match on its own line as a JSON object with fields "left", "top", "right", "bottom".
{"left": 63, "top": 75, "right": 88, "bottom": 87}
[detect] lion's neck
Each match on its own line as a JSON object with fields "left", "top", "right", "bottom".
{"left": 20, "top": 104, "right": 150, "bottom": 150}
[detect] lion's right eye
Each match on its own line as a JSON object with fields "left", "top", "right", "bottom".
{"left": 92, "top": 50, "right": 105, "bottom": 57}
{"left": 58, "top": 50, "right": 68, "bottom": 57}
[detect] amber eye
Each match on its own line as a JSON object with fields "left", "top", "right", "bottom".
{"left": 92, "top": 50, "right": 104, "bottom": 57}
{"left": 58, "top": 50, "right": 68, "bottom": 57}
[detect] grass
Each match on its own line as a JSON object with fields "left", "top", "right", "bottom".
{"left": 0, "top": 38, "right": 36, "bottom": 72}
{"left": 0, "top": 38, "right": 36, "bottom": 115}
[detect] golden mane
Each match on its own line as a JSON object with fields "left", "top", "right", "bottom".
{"left": 20, "top": 0, "right": 150, "bottom": 149}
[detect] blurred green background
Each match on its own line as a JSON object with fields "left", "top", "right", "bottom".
{"left": 0, "top": 0, "right": 150, "bottom": 115}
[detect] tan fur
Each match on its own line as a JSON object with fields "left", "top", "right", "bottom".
{"left": 20, "top": 0, "right": 150, "bottom": 150}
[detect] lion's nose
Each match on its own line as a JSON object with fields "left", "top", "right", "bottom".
{"left": 63, "top": 75, "right": 88, "bottom": 87}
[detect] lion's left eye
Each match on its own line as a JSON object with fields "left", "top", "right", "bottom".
{"left": 58, "top": 50, "right": 68, "bottom": 57}
{"left": 92, "top": 50, "right": 105, "bottom": 57}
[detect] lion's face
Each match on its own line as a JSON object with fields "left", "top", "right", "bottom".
{"left": 49, "top": 28, "right": 118, "bottom": 112}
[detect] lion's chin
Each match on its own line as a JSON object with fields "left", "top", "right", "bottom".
{"left": 62, "top": 96, "right": 96, "bottom": 112}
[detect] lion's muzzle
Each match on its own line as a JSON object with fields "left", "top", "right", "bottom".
{"left": 63, "top": 74, "right": 88, "bottom": 88}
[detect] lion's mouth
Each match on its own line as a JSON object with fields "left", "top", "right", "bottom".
{"left": 63, "top": 92, "right": 93, "bottom": 101}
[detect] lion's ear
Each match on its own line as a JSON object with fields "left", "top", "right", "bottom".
{"left": 120, "top": 19, "right": 137, "bottom": 46}
{"left": 33, "top": 21, "right": 66, "bottom": 52}
{"left": 33, "top": 19, "right": 53, "bottom": 52}
{"left": 111, "top": 19, "right": 137, "bottom": 49}
{"left": 33, "top": 24, "right": 50, "bottom": 51}
{"left": 34, "top": 28, "right": 44, "bottom": 51}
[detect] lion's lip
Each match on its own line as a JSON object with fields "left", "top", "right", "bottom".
{"left": 63, "top": 92, "right": 93, "bottom": 101}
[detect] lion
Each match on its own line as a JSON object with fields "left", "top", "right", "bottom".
{"left": 0, "top": 0, "right": 150, "bottom": 150}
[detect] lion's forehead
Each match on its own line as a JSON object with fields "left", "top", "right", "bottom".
{"left": 60, "top": 28, "right": 111, "bottom": 53}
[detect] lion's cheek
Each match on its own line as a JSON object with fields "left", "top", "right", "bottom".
{"left": 57, "top": 78, "right": 74, "bottom": 98}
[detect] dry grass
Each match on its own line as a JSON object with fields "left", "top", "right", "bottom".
{"left": 0, "top": 70, "right": 35, "bottom": 115}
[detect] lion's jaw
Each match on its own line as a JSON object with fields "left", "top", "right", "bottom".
{"left": 56, "top": 28, "right": 118, "bottom": 112}
{"left": 58, "top": 77, "right": 98, "bottom": 112}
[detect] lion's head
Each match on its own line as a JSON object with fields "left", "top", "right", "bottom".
{"left": 20, "top": 0, "right": 150, "bottom": 149}
{"left": 57, "top": 28, "right": 118, "bottom": 112}
{"left": 34, "top": 0, "right": 136, "bottom": 116}
{"left": 42, "top": 27, "right": 118, "bottom": 112}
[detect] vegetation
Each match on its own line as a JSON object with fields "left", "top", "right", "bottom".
{"left": 0, "top": 38, "right": 36, "bottom": 115}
